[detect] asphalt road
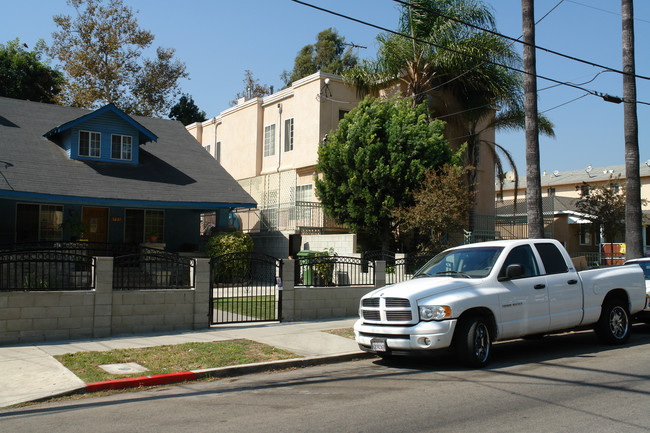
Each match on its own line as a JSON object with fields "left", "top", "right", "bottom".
{"left": 3, "top": 324, "right": 650, "bottom": 433}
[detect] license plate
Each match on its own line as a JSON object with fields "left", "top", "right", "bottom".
{"left": 371, "top": 338, "right": 387, "bottom": 352}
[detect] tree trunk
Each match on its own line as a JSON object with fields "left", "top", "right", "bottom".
{"left": 522, "top": 0, "right": 544, "bottom": 239}
{"left": 622, "top": 0, "right": 643, "bottom": 259}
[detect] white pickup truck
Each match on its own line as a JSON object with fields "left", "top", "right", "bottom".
{"left": 355, "top": 239, "right": 647, "bottom": 367}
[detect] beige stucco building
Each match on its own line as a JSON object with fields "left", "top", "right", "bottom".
{"left": 496, "top": 162, "right": 650, "bottom": 258}
{"left": 187, "top": 71, "right": 497, "bottom": 256}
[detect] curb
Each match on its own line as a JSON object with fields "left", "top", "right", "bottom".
{"left": 82, "top": 351, "right": 374, "bottom": 394}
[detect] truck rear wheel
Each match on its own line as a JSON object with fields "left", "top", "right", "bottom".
{"left": 455, "top": 316, "right": 491, "bottom": 368}
{"left": 595, "top": 298, "right": 630, "bottom": 345}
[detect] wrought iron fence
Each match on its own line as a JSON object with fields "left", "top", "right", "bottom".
{"left": 386, "top": 252, "right": 438, "bottom": 285}
{"left": 0, "top": 241, "right": 144, "bottom": 257}
{"left": 113, "top": 251, "right": 195, "bottom": 290}
{"left": 295, "top": 255, "right": 374, "bottom": 287}
{"left": 0, "top": 251, "right": 94, "bottom": 291}
{"left": 238, "top": 202, "right": 346, "bottom": 233}
{"left": 210, "top": 252, "right": 281, "bottom": 324}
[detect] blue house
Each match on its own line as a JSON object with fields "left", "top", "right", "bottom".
{"left": 0, "top": 97, "right": 256, "bottom": 251}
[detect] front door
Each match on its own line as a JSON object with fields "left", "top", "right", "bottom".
{"left": 497, "top": 244, "right": 550, "bottom": 339}
{"left": 82, "top": 207, "right": 108, "bottom": 243}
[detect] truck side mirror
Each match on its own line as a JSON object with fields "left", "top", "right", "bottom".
{"left": 499, "top": 264, "right": 525, "bottom": 281}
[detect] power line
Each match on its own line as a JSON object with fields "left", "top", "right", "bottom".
{"left": 566, "top": 0, "right": 650, "bottom": 25}
{"left": 290, "top": 0, "right": 650, "bottom": 107}
{"left": 391, "top": 0, "right": 650, "bottom": 82}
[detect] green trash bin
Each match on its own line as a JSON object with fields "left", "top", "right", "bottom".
{"left": 297, "top": 250, "right": 320, "bottom": 285}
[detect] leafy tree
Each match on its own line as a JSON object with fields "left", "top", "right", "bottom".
{"left": 281, "top": 28, "right": 358, "bottom": 87}
{"left": 48, "top": 0, "right": 187, "bottom": 116}
{"left": 392, "top": 164, "right": 475, "bottom": 250}
{"left": 574, "top": 176, "right": 639, "bottom": 264}
{"left": 0, "top": 38, "right": 65, "bottom": 103}
{"left": 230, "top": 70, "right": 273, "bottom": 106}
{"left": 315, "top": 96, "right": 460, "bottom": 249}
{"left": 345, "top": 0, "right": 554, "bottom": 214}
{"left": 169, "top": 94, "right": 206, "bottom": 125}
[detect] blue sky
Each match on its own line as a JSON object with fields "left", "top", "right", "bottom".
{"left": 2, "top": 0, "right": 649, "bottom": 174}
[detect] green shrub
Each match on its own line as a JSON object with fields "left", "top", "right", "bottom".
{"left": 205, "top": 231, "right": 254, "bottom": 283}
{"left": 205, "top": 231, "right": 253, "bottom": 257}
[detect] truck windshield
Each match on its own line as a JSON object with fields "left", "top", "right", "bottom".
{"left": 414, "top": 247, "right": 504, "bottom": 279}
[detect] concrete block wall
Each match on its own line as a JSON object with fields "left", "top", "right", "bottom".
{"left": 0, "top": 257, "right": 212, "bottom": 345}
{"left": 1, "top": 256, "right": 388, "bottom": 344}
{"left": 0, "top": 291, "right": 95, "bottom": 344}
{"left": 280, "top": 260, "right": 384, "bottom": 321}
{"left": 111, "top": 290, "right": 195, "bottom": 335}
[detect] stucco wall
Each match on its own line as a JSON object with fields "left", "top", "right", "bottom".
{"left": 300, "top": 234, "right": 357, "bottom": 256}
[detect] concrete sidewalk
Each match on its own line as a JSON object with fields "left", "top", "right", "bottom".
{"left": 0, "top": 318, "right": 363, "bottom": 408}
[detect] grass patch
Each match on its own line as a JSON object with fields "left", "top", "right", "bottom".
{"left": 213, "top": 296, "right": 276, "bottom": 320}
{"left": 55, "top": 339, "right": 297, "bottom": 383}
{"left": 324, "top": 328, "right": 355, "bottom": 339}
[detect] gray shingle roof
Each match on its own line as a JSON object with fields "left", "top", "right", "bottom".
{"left": 0, "top": 97, "right": 255, "bottom": 209}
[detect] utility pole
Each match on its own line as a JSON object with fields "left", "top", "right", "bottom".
{"left": 622, "top": 0, "right": 643, "bottom": 259}
{"left": 522, "top": 0, "right": 544, "bottom": 238}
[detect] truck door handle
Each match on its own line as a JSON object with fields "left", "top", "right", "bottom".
{"left": 567, "top": 279, "right": 578, "bottom": 285}
{"left": 534, "top": 284, "right": 546, "bottom": 289}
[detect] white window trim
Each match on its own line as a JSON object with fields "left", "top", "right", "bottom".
{"left": 111, "top": 134, "right": 133, "bottom": 161}
{"left": 284, "top": 118, "right": 294, "bottom": 152}
{"left": 79, "top": 130, "right": 101, "bottom": 158}
{"left": 264, "top": 124, "right": 276, "bottom": 157}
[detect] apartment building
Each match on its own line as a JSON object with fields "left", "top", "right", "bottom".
{"left": 496, "top": 162, "right": 650, "bottom": 256}
{"left": 188, "top": 71, "right": 497, "bottom": 257}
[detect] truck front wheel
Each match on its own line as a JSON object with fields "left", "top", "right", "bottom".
{"left": 595, "top": 298, "right": 631, "bottom": 345}
{"left": 455, "top": 316, "right": 491, "bottom": 368}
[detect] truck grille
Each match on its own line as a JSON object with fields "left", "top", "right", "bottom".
{"left": 362, "top": 298, "right": 380, "bottom": 307}
{"left": 363, "top": 310, "right": 381, "bottom": 320}
{"left": 360, "top": 297, "right": 413, "bottom": 323}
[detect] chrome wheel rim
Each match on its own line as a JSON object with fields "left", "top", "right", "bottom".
{"left": 609, "top": 306, "right": 628, "bottom": 339}
{"left": 474, "top": 323, "right": 489, "bottom": 362}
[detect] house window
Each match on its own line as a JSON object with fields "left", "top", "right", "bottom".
{"left": 579, "top": 224, "right": 592, "bottom": 246}
{"left": 294, "top": 184, "right": 313, "bottom": 221}
{"left": 124, "top": 209, "right": 164, "bottom": 243}
{"left": 15, "top": 203, "right": 63, "bottom": 242}
{"left": 547, "top": 187, "right": 556, "bottom": 196}
{"left": 284, "top": 118, "right": 294, "bottom": 152}
{"left": 296, "top": 184, "right": 312, "bottom": 202}
{"left": 111, "top": 134, "right": 132, "bottom": 160}
{"left": 79, "top": 131, "right": 101, "bottom": 158}
{"left": 205, "top": 144, "right": 211, "bottom": 155}
{"left": 264, "top": 124, "right": 275, "bottom": 157}
{"left": 216, "top": 141, "right": 221, "bottom": 163}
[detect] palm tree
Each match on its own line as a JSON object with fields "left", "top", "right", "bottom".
{"left": 621, "top": 0, "right": 643, "bottom": 259}
{"left": 344, "top": 0, "right": 554, "bottom": 221}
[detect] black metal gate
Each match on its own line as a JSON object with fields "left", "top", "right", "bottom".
{"left": 210, "top": 253, "right": 282, "bottom": 324}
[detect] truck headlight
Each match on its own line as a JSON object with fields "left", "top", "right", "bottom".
{"left": 419, "top": 305, "right": 451, "bottom": 321}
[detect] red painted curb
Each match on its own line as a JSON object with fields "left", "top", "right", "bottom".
{"left": 86, "top": 371, "right": 198, "bottom": 392}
